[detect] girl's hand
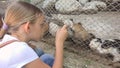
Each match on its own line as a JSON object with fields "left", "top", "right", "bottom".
{"left": 55, "top": 25, "right": 68, "bottom": 45}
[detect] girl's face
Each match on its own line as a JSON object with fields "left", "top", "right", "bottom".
{"left": 29, "top": 14, "right": 49, "bottom": 41}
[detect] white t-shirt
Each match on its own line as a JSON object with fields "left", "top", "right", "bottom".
{"left": 0, "top": 34, "right": 39, "bottom": 68}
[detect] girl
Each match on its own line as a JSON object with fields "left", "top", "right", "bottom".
{"left": 0, "top": 1, "right": 68, "bottom": 68}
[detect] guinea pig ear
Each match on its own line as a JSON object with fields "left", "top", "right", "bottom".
{"left": 78, "top": 22, "right": 82, "bottom": 25}
{"left": 96, "top": 38, "right": 102, "bottom": 43}
{"left": 70, "top": 19, "right": 73, "bottom": 21}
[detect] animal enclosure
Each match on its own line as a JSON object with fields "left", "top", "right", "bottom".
{"left": 0, "top": 0, "right": 120, "bottom": 68}
{"left": 34, "top": 0, "right": 120, "bottom": 68}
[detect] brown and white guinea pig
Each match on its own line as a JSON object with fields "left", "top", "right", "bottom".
{"left": 49, "top": 18, "right": 95, "bottom": 45}
{"left": 89, "top": 38, "right": 120, "bottom": 62}
{"left": 63, "top": 19, "right": 95, "bottom": 45}
{"left": 71, "top": 22, "right": 94, "bottom": 41}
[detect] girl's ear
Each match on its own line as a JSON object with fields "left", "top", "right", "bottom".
{"left": 24, "top": 22, "right": 30, "bottom": 33}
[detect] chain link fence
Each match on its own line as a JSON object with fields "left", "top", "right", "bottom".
{"left": 0, "top": 0, "right": 120, "bottom": 68}
{"left": 31, "top": 0, "right": 120, "bottom": 67}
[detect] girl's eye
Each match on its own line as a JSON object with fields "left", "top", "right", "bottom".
{"left": 40, "top": 23, "right": 44, "bottom": 28}
{"left": 40, "top": 23, "right": 44, "bottom": 26}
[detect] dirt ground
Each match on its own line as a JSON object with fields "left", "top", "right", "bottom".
{"left": 30, "top": 33, "right": 119, "bottom": 68}
{"left": 31, "top": 37, "right": 113, "bottom": 68}
{"left": 1, "top": 1, "right": 120, "bottom": 68}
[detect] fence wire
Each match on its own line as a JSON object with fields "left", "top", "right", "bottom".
{"left": 0, "top": 0, "right": 120, "bottom": 68}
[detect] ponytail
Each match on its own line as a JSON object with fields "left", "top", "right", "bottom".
{"left": 0, "top": 17, "right": 8, "bottom": 39}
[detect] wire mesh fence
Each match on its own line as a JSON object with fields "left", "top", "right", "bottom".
{"left": 0, "top": 0, "right": 120, "bottom": 68}
{"left": 31, "top": 0, "right": 120, "bottom": 67}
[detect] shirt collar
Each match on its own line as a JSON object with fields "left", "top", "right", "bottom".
{"left": 0, "top": 34, "right": 19, "bottom": 44}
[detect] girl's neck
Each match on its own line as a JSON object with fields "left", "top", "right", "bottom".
{"left": 11, "top": 33, "right": 29, "bottom": 43}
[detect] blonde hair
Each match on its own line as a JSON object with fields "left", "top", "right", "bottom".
{"left": 0, "top": 1, "right": 43, "bottom": 38}
{"left": 0, "top": 14, "right": 3, "bottom": 28}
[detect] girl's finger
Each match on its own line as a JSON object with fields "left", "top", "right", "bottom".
{"left": 61, "top": 25, "right": 68, "bottom": 30}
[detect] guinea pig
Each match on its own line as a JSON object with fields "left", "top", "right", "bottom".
{"left": 89, "top": 38, "right": 120, "bottom": 62}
